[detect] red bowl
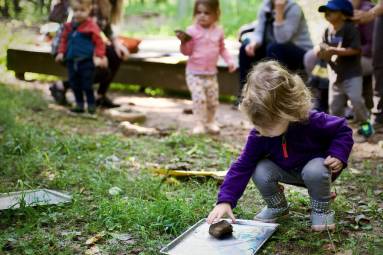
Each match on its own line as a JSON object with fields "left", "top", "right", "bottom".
{"left": 117, "top": 36, "right": 141, "bottom": 54}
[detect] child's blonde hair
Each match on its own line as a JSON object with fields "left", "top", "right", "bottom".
{"left": 239, "top": 61, "right": 312, "bottom": 127}
{"left": 193, "top": 0, "right": 220, "bottom": 21}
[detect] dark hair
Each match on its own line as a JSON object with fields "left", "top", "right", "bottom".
{"left": 193, "top": 0, "right": 220, "bottom": 20}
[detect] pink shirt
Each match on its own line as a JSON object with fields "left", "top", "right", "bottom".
{"left": 180, "top": 23, "right": 234, "bottom": 75}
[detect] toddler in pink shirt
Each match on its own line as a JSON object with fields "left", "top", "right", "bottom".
{"left": 176, "top": 0, "right": 236, "bottom": 134}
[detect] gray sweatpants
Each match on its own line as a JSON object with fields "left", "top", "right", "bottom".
{"left": 252, "top": 158, "right": 331, "bottom": 202}
{"left": 373, "top": 16, "right": 383, "bottom": 111}
{"left": 329, "top": 76, "right": 369, "bottom": 123}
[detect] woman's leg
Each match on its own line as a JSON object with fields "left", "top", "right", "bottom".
{"left": 266, "top": 43, "right": 306, "bottom": 71}
{"left": 95, "top": 45, "right": 122, "bottom": 106}
{"left": 373, "top": 16, "right": 383, "bottom": 125}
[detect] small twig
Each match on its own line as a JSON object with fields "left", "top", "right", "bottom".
{"left": 325, "top": 218, "right": 336, "bottom": 254}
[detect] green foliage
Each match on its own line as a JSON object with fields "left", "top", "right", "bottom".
{"left": 0, "top": 84, "right": 382, "bottom": 254}
{"left": 123, "top": 0, "right": 261, "bottom": 38}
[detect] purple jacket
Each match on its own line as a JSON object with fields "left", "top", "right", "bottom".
{"left": 217, "top": 111, "right": 354, "bottom": 208}
{"left": 358, "top": 0, "right": 375, "bottom": 57}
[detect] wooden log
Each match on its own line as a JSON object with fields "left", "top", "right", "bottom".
{"left": 6, "top": 46, "right": 240, "bottom": 96}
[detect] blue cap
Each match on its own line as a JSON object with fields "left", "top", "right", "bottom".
{"left": 318, "top": 0, "right": 354, "bottom": 17}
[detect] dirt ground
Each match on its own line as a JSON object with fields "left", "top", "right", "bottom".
{"left": 2, "top": 68, "right": 383, "bottom": 164}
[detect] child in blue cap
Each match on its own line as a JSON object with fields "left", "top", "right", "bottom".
{"left": 316, "top": 0, "right": 374, "bottom": 140}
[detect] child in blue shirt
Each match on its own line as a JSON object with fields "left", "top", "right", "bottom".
{"left": 56, "top": 0, "right": 107, "bottom": 114}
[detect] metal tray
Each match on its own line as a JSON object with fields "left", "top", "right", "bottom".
{"left": 160, "top": 219, "right": 278, "bottom": 255}
{"left": 0, "top": 189, "right": 72, "bottom": 210}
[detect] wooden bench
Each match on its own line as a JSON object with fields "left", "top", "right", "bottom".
{"left": 6, "top": 41, "right": 240, "bottom": 96}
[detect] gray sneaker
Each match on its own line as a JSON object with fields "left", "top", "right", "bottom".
{"left": 310, "top": 200, "right": 335, "bottom": 231}
{"left": 254, "top": 192, "right": 289, "bottom": 223}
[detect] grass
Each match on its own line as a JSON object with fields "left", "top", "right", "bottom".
{"left": 122, "top": 0, "right": 261, "bottom": 38}
{"left": 0, "top": 82, "right": 382, "bottom": 254}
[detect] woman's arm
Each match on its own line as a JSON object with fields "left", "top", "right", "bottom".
{"left": 273, "top": 3, "right": 304, "bottom": 44}
{"left": 354, "top": 0, "right": 383, "bottom": 24}
{"left": 250, "top": 4, "right": 267, "bottom": 46}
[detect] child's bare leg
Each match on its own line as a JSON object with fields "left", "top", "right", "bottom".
{"left": 301, "top": 158, "right": 335, "bottom": 231}
{"left": 205, "top": 75, "right": 220, "bottom": 134}
{"left": 186, "top": 74, "right": 207, "bottom": 134}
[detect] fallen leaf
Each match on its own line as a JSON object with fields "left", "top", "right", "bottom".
{"left": 165, "top": 162, "right": 191, "bottom": 170}
{"left": 350, "top": 196, "right": 362, "bottom": 201}
{"left": 335, "top": 250, "right": 353, "bottom": 255}
{"left": 111, "top": 233, "right": 133, "bottom": 242}
{"left": 358, "top": 205, "right": 372, "bottom": 213}
{"left": 85, "top": 245, "right": 101, "bottom": 255}
{"left": 355, "top": 214, "right": 370, "bottom": 225}
{"left": 109, "top": 187, "right": 123, "bottom": 196}
{"left": 129, "top": 247, "right": 143, "bottom": 254}
{"left": 357, "top": 200, "right": 368, "bottom": 206}
{"left": 61, "top": 231, "right": 81, "bottom": 237}
{"left": 182, "top": 108, "right": 193, "bottom": 114}
{"left": 346, "top": 210, "right": 356, "bottom": 215}
{"left": 164, "top": 177, "right": 181, "bottom": 186}
{"left": 2, "top": 238, "right": 16, "bottom": 251}
{"left": 323, "top": 243, "right": 336, "bottom": 252}
{"left": 85, "top": 232, "right": 105, "bottom": 246}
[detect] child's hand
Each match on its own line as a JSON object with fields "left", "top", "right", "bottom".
{"left": 324, "top": 156, "right": 343, "bottom": 172}
{"left": 175, "top": 31, "right": 192, "bottom": 43}
{"left": 94, "top": 56, "right": 108, "bottom": 68}
{"left": 55, "top": 53, "right": 64, "bottom": 63}
{"left": 228, "top": 63, "right": 237, "bottom": 73}
{"left": 245, "top": 41, "right": 257, "bottom": 57}
{"left": 207, "top": 203, "right": 236, "bottom": 224}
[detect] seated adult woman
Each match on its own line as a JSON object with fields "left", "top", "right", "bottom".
{"left": 239, "top": 0, "right": 313, "bottom": 99}
{"left": 49, "top": 0, "right": 129, "bottom": 108}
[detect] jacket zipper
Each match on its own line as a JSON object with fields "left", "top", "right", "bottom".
{"left": 282, "top": 135, "right": 288, "bottom": 159}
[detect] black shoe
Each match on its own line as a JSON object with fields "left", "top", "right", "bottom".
{"left": 49, "top": 83, "right": 68, "bottom": 106}
{"left": 88, "top": 105, "right": 96, "bottom": 114}
{"left": 70, "top": 106, "right": 85, "bottom": 114}
{"left": 96, "top": 96, "right": 120, "bottom": 108}
{"left": 373, "top": 113, "right": 383, "bottom": 129}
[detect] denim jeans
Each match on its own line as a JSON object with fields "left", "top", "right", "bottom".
{"left": 252, "top": 158, "right": 331, "bottom": 202}
{"left": 67, "top": 58, "right": 95, "bottom": 108}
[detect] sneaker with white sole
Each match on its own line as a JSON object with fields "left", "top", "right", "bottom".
{"left": 310, "top": 199, "right": 335, "bottom": 231}
{"left": 206, "top": 122, "right": 220, "bottom": 134}
{"left": 254, "top": 192, "right": 289, "bottom": 223}
{"left": 192, "top": 124, "right": 206, "bottom": 134}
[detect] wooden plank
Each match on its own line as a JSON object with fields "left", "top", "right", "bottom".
{"left": 6, "top": 47, "right": 240, "bottom": 96}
